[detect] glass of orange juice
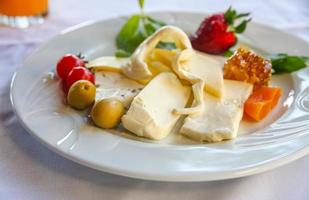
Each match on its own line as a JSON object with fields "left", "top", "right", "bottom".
{"left": 0, "top": 0, "right": 48, "bottom": 28}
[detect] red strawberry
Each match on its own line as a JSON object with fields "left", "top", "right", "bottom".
{"left": 191, "top": 7, "right": 251, "bottom": 54}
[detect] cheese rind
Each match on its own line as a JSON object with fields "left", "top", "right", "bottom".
{"left": 181, "top": 80, "right": 253, "bottom": 142}
{"left": 122, "top": 72, "right": 191, "bottom": 140}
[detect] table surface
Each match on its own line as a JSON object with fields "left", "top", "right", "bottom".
{"left": 1, "top": 0, "right": 309, "bottom": 199}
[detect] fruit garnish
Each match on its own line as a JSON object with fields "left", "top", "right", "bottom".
{"left": 66, "top": 67, "right": 95, "bottom": 91}
{"left": 244, "top": 87, "right": 282, "bottom": 121}
{"left": 56, "top": 54, "right": 85, "bottom": 79}
{"left": 223, "top": 48, "right": 272, "bottom": 91}
{"left": 270, "top": 53, "right": 308, "bottom": 74}
{"left": 191, "top": 7, "right": 251, "bottom": 54}
{"left": 115, "top": 0, "right": 166, "bottom": 57}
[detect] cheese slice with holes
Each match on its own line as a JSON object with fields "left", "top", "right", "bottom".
{"left": 122, "top": 72, "right": 191, "bottom": 140}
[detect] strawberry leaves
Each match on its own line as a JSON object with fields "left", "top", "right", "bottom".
{"left": 224, "top": 7, "right": 237, "bottom": 25}
{"left": 222, "top": 7, "right": 251, "bottom": 55}
{"left": 224, "top": 7, "right": 251, "bottom": 30}
{"left": 234, "top": 19, "right": 251, "bottom": 33}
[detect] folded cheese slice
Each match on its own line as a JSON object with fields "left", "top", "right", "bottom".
{"left": 173, "top": 49, "right": 224, "bottom": 98}
{"left": 122, "top": 26, "right": 192, "bottom": 81}
{"left": 172, "top": 49, "right": 224, "bottom": 115}
{"left": 180, "top": 80, "right": 253, "bottom": 142}
{"left": 122, "top": 72, "right": 191, "bottom": 140}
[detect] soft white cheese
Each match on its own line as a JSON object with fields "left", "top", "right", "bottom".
{"left": 122, "top": 72, "right": 191, "bottom": 140}
{"left": 172, "top": 49, "right": 224, "bottom": 115}
{"left": 173, "top": 49, "right": 224, "bottom": 98}
{"left": 95, "top": 72, "right": 143, "bottom": 108}
{"left": 180, "top": 80, "right": 253, "bottom": 142}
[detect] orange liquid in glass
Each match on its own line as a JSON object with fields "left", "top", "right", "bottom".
{"left": 0, "top": 0, "right": 48, "bottom": 16}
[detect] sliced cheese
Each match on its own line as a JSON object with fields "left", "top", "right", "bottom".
{"left": 173, "top": 49, "right": 224, "bottom": 98}
{"left": 180, "top": 80, "right": 253, "bottom": 142}
{"left": 87, "top": 56, "right": 130, "bottom": 73}
{"left": 95, "top": 72, "right": 143, "bottom": 108}
{"left": 134, "top": 49, "right": 179, "bottom": 85}
{"left": 172, "top": 49, "right": 224, "bottom": 115}
{"left": 122, "top": 72, "right": 191, "bottom": 140}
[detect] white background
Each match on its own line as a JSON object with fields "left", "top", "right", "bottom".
{"left": 0, "top": 0, "right": 309, "bottom": 199}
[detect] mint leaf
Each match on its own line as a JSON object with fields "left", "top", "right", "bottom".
{"left": 144, "top": 17, "right": 165, "bottom": 35}
{"left": 116, "top": 15, "right": 145, "bottom": 55}
{"left": 147, "top": 16, "right": 166, "bottom": 27}
{"left": 138, "top": 0, "right": 145, "bottom": 9}
{"left": 271, "top": 53, "right": 308, "bottom": 74}
{"left": 156, "top": 41, "right": 177, "bottom": 50}
{"left": 115, "top": 15, "right": 166, "bottom": 57}
{"left": 115, "top": 0, "right": 168, "bottom": 57}
{"left": 115, "top": 49, "right": 132, "bottom": 58}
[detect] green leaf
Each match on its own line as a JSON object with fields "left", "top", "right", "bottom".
{"left": 147, "top": 16, "right": 166, "bottom": 27}
{"left": 116, "top": 15, "right": 144, "bottom": 53}
{"left": 138, "top": 0, "right": 145, "bottom": 10}
{"left": 224, "top": 6, "right": 251, "bottom": 35}
{"left": 115, "top": 49, "right": 132, "bottom": 58}
{"left": 144, "top": 22, "right": 157, "bottom": 35}
{"left": 236, "top": 13, "right": 250, "bottom": 19}
{"left": 156, "top": 41, "right": 177, "bottom": 50}
{"left": 115, "top": 0, "right": 167, "bottom": 57}
{"left": 144, "top": 16, "right": 166, "bottom": 35}
{"left": 271, "top": 54, "right": 309, "bottom": 74}
{"left": 235, "top": 19, "right": 251, "bottom": 33}
{"left": 223, "top": 49, "right": 234, "bottom": 57}
{"left": 224, "top": 6, "right": 237, "bottom": 25}
{"left": 115, "top": 15, "right": 166, "bottom": 57}
{"left": 115, "top": 15, "right": 149, "bottom": 57}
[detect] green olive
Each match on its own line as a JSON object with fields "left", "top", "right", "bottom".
{"left": 67, "top": 80, "right": 96, "bottom": 110}
{"left": 91, "top": 98, "right": 125, "bottom": 129}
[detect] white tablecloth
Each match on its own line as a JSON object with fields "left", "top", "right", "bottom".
{"left": 1, "top": 0, "right": 309, "bottom": 199}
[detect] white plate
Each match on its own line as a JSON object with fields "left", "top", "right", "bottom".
{"left": 10, "top": 12, "right": 309, "bottom": 182}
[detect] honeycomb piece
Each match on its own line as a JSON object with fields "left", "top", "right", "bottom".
{"left": 223, "top": 48, "right": 272, "bottom": 90}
